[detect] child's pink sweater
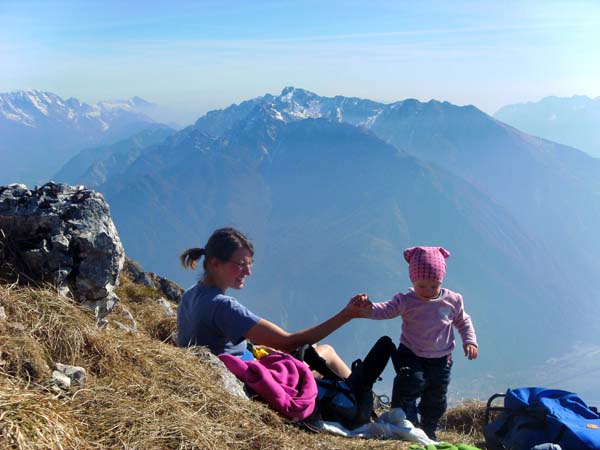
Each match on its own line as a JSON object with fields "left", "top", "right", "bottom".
{"left": 371, "top": 288, "right": 477, "bottom": 358}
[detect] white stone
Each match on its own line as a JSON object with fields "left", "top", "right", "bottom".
{"left": 55, "top": 362, "right": 87, "bottom": 385}
{"left": 51, "top": 370, "right": 71, "bottom": 389}
{"left": 157, "top": 297, "right": 176, "bottom": 317}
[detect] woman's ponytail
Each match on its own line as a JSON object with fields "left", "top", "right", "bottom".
{"left": 180, "top": 247, "right": 205, "bottom": 270}
{"left": 180, "top": 227, "right": 254, "bottom": 274}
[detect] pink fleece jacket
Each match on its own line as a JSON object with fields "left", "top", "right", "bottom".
{"left": 219, "top": 352, "right": 317, "bottom": 421}
{"left": 370, "top": 288, "right": 478, "bottom": 358}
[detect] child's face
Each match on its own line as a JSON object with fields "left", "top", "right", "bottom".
{"left": 412, "top": 279, "right": 442, "bottom": 300}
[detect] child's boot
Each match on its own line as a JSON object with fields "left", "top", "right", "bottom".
{"left": 420, "top": 417, "right": 439, "bottom": 440}
{"left": 391, "top": 374, "right": 420, "bottom": 425}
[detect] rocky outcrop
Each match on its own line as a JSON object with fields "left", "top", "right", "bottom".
{"left": 0, "top": 182, "right": 124, "bottom": 317}
{"left": 123, "top": 257, "right": 183, "bottom": 302}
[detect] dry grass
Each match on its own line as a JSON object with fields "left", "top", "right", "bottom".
{"left": 114, "top": 275, "right": 178, "bottom": 342}
{"left": 0, "top": 278, "right": 487, "bottom": 449}
{"left": 440, "top": 400, "right": 487, "bottom": 448}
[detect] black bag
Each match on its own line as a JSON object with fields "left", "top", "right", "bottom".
{"left": 297, "top": 336, "right": 396, "bottom": 429}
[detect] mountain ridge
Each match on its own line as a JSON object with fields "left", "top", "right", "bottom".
{"left": 0, "top": 89, "right": 163, "bottom": 186}
{"left": 0, "top": 89, "right": 154, "bottom": 129}
{"left": 494, "top": 95, "right": 600, "bottom": 157}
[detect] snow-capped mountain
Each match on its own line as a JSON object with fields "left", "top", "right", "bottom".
{"left": 0, "top": 90, "right": 160, "bottom": 186}
{"left": 193, "top": 86, "right": 386, "bottom": 136}
{"left": 0, "top": 89, "right": 153, "bottom": 131}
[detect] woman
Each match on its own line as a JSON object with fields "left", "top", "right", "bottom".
{"left": 177, "top": 227, "right": 371, "bottom": 378}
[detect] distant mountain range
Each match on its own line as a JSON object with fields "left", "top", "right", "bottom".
{"left": 54, "top": 125, "right": 176, "bottom": 188}
{"left": 192, "top": 88, "right": 600, "bottom": 294}
{"left": 494, "top": 95, "right": 600, "bottom": 158}
{"left": 7, "top": 86, "right": 600, "bottom": 400}
{"left": 0, "top": 90, "right": 162, "bottom": 185}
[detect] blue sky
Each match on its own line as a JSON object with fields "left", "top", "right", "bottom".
{"left": 2, "top": 0, "right": 599, "bottom": 124}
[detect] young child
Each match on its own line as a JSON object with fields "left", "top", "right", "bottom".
{"left": 366, "top": 246, "right": 478, "bottom": 440}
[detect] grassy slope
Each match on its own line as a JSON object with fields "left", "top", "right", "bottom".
{"left": 0, "top": 276, "right": 487, "bottom": 449}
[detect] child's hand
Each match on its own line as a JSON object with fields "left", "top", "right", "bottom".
{"left": 344, "top": 293, "right": 373, "bottom": 319}
{"left": 464, "top": 344, "right": 478, "bottom": 360}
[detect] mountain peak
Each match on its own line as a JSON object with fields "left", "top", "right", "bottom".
{"left": 280, "top": 86, "right": 296, "bottom": 96}
{"left": 278, "top": 86, "right": 318, "bottom": 102}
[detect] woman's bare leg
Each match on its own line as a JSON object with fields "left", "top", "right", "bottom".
{"left": 314, "top": 343, "right": 351, "bottom": 379}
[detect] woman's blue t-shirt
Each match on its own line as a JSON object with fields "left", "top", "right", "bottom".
{"left": 177, "top": 283, "right": 262, "bottom": 357}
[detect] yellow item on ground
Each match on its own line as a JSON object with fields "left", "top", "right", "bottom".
{"left": 252, "top": 346, "right": 269, "bottom": 359}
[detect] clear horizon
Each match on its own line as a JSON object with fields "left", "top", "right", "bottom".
{"left": 2, "top": 0, "right": 600, "bottom": 125}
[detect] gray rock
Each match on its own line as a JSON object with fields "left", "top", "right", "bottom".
{"left": 157, "top": 277, "right": 184, "bottom": 303}
{"left": 123, "top": 257, "right": 184, "bottom": 302}
{"left": 0, "top": 306, "right": 6, "bottom": 320}
{"left": 118, "top": 305, "right": 137, "bottom": 331}
{"left": 123, "top": 258, "right": 156, "bottom": 288}
{"left": 55, "top": 362, "right": 87, "bottom": 386}
{"left": 0, "top": 182, "right": 124, "bottom": 316}
{"left": 191, "top": 347, "right": 249, "bottom": 400}
{"left": 157, "top": 297, "right": 176, "bottom": 317}
{"left": 51, "top": 370, "right": 71, "bottom": 389}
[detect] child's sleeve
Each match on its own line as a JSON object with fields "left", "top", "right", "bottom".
{"left": 453, "top": 293, "right": 478, "bottom": 347}
{"left": 370, "top": 293, "right": 404, "bottom": 320}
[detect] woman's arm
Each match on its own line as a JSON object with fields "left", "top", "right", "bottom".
{"left": 245, "top": 294, "right": 372, "bottom": 353}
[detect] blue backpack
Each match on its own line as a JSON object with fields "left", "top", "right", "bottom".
{"left": 315, "top": 378, "right": 364, "bottom": 427}
{"left": 484, "top": 387, "right": 600, "bottom": 450}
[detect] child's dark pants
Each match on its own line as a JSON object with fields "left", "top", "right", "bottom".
{"left": 391, "top": 343, "right": 453, "bottom": 437}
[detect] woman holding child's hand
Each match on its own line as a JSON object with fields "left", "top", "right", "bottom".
{"left": 177, "top": 227, "right": 368, "bottom": 379}
{"left": 347, "top": 293, "right": 374, "bottom": 318}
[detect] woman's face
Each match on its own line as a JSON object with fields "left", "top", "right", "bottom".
{"left": 210, "top": 247, "right": 253, "bottom": 291}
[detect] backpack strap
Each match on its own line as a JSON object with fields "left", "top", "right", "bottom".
{"left": 484, "top": 393, "right": 507, "bottom": 426}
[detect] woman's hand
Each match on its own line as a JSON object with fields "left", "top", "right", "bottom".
{"left": 343, "top": 293, "right": 373, "bottom": 319}
{"left": 464, "top": 343, "right": 478, "bottom": 360}
{"left": 246, "top": 294, "right": 374, "bottom": 352}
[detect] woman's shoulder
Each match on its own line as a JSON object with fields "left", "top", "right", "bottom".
{"left": 184, "top": 283, "right": 233, "bottom": 302}
{"left": 213, "top": 292, "right": 240, "bottom": 305}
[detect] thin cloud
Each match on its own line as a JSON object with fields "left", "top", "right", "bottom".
{"left": 122, "top": 20, "right": 600, "bottom": 48}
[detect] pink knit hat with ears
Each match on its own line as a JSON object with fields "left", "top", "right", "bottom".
{"left": 404, "top": 246, "right": 451, "bottom": 282}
